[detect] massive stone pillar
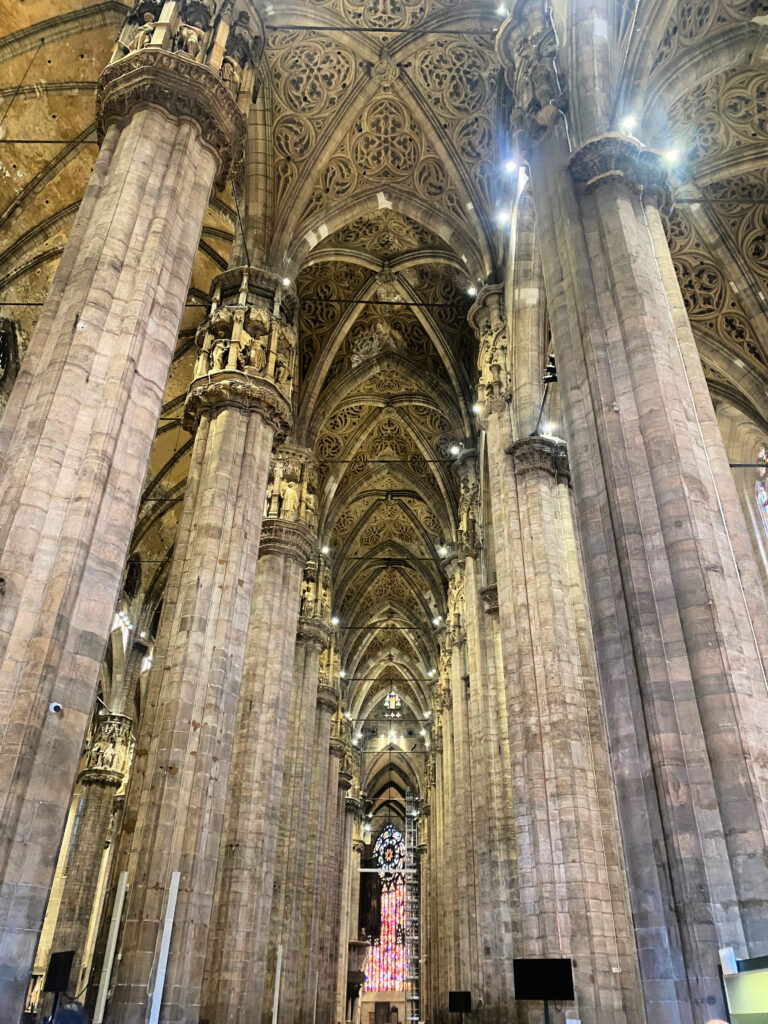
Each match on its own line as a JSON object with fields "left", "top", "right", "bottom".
{"left": 498, "top": 7, "right": 768, "bottom": 1022}
{"left": 335, "top": 787, "right": 360, "bottom": 1024}
{"left": 471, "top": 286, "right": 642, "bottom": 1023}
{"left": 108, "top": 266, "right": 293, "bottom": 1024}
{"left": 265, "top": 593, "right": 331, "bottom": 1024}
{"left": 296, "top": 657, "right": 340, "bottom": 1024}
{"left": 201, "top": 447, "right": 317, "bottom": 1024}
{"left": 0, "top": 6, "right": 251, "bottom": 1008}
{"left": 48, "top": 714, "right": 133, "bottom": 999}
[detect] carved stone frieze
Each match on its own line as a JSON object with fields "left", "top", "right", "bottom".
{"left": 80, "top": 713, "right": 133, "bottom": 788}
{"left": 569, "top": 134, "right": 671, "bottom": 207}
{"left": 317, "top": 681, "right": 339, "bottom": 713}
{"left": 508, "top": 435, "right": 569, "bottom": 479}
{"left": 183, "top": 373, "right": 292, "bottom": 436}
{"left": 296, "top": 615, "right": 331, "bottom": 649}
{"left": 469, "top": 284, "right": 508, "bottom": 404}
{"left": 96, "top": 48, "right": 245, "bottom": 188}
{"left": 259, "top": 518, "right": 315, "bottom": 565}
{"left": 496, "top": 0, "right": 565, "bottom": 156}
{"left": 479, "top": 583, "right": 499, "bottom": 614}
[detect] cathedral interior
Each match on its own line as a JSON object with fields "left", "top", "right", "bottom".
{"left": 1, "top": 0, "right": 768, "bottom": 1023}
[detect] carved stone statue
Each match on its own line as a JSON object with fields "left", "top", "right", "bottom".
{"left": 280, "top": 479, "right": 300, "bottom": 519}
{"left": 176, "top": 18, "right": 206, "bottom": 60}
{"left": 220, "top": 56, "right": 242, "bottom": 96}
{"left": 211, "top": 338, "right": 228, "bottom": 371}
{"left": 129, "top": 11, "right": 156, "bottom": 50}
{"left": 249, "top": 340, "right": 267, "bottom": 372}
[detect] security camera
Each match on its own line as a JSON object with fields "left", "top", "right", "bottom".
{"left": 49, "top": 702, "right": 63, "bottom": 714}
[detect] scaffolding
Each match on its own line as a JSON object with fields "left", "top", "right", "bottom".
{"left": 404, "top": 789, "right": 420, "bottom": 1024}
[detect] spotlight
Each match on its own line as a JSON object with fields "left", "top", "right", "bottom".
{"left": 331, "top": 615, "right": 339, "bottom": 626}
{"left": 449, "top": 444, "right": 461, "bottom": 456}
{"left": 505, "top": 159, "right": 518, "bottom": 173}
{"left": 364, "top": 822, "right": 371, "bottom": 831}
{"left": 321, "top": 544, "right": 330, "bottom": 554}
{"left": 352, "top": 738, "right": 358, "bottom": 746}
{"left": 437, "top": 545, "right": 448, "bottom": 557}
{"left": 282, "top": 277, "right": 292, "bottom": 287}
{"left": 545, "top": 422, "right": 557, "bottom": 434}
{"left": 345, "top": 711, "right": 353, "bottom": 719}
{"left": 497, "top": 3, "right": 508, "bottom": 13}
{"left": 619, "top": 115, "right": 638, "bottom": 134}
{"left": 419, "top": 729, "right": 426, "bottom": 737}
{"left": 497, "top": 209, "right": 510, "bottom": 225}
{"left": 427, "top": 669, "right": 436, "bottom": 678}
{"left": 467, "top": 286, "right": 477, "bottom": 297}
{"left": 664, "top": 149, "right": 680, "bottom": 165}
{"left": 339, "top": 669, "right": 346, "bottom": 678}
{"left": 472, "top": 403, "right": 482, "bottom": 415}
{"left": 432, "top": 615, "right": 442, "bottom": 626}
{"left": 424, "top": 710, "right": 432, "bottom": 718}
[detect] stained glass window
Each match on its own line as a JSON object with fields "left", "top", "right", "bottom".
{"left": 364, "top": 824, "right": 407, "bottom": 991}
{"left": 383, "top": 691, "right": 402, "bottom": 719}
{"left": 757, "top": 445, "right": 768, "bottom": 535}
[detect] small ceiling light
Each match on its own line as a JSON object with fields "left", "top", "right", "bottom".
{"left": 497, "top": 3, "right": 509, "bottom": 13}
{"left": 339, "top": 669, "right": 346, "bottom": 678}
{"left": 282, "top": 277, "right": 292, "bottom": 287}
{"left": 432, "top": 615, "right": 442, "bottom": 626}
{"left": 419, "top": 729, "right": 426, "bottom": 737}
{"left": 424, "top": 710, "right": 432, "bottom": 718}
{"left": 357, "top": 733, "right": 363, "bottom": 741}
{"left": 345, "top": 711, "right": 352, "bottom": 719}
{"left": 545, "top": 422, "right": 557, "bottom": 434}
{"left": 467, "top": 286, "right": 477, "bottom": 297}
{"left": 352, "top": 737, "right": 358, "bottom": 746}
{"left": 364, "top": 822, "right": 371, "bottom": 831}
{"left": 427, "top": 669, "right": 436, "bottom": 678}
{"left": 472, "top": 403, "right": 482, "bottom": 414}
{"left": 331, "top": 615, "right": 339, "bottom": 626}
{"left": 505, "top": 159, "right": 518, "bottom": 173}
{"left": 449, "top": 444, "right": 461, "bottom": 456}
{"left": 411, "top": 808, "right": 419, "bottom": 816}
{"left": 496, "top": 208, "right": 510, "bottom": 224}
{"left": 619, "top": 115, "right": 638, "bottom": 134}
{"left": 437, "top": 544, "right": 448, "bottom": 557}
{"left": 321, "top": 544, "right": 330, "bottom": 554}
{"left": 664, "top": 148, "right": 680, "bottom": 165}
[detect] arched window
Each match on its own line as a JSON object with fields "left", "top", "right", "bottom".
{"left": 364, "top": 824, "right": 407, "bottom": 991}
{"left": 756, "top": 445, "right": 768, "bottom": 535}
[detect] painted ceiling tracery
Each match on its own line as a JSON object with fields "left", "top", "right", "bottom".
{"left": 2, "top": 0, "right": 767, "bottom": 819}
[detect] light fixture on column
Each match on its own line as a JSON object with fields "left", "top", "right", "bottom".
{"left": 664, "top": 148, "right": 680, "bottom": 165}
{"left": 331, "top": 615, "right": 339, "bottom": 626}
{"left": 437, "top": 544, "right": 448, "bottom": 557}
{"left": 321, "top": 544, "right": 330, "bottom": 554}
{"left": 432, "top": 615, "right": 442, "bottom": 626}
{"left": 467, "top": 285, "right": 477, "bottom": 297}
{"left": 472, "top": 403, "right": 482, "bottom": 414}
{"left": 282, "top": 277, "right": 292, "bottom": 287}
{"left": 496, "top": 208, "right": 510, "bottom": 225}
{"left": 449, "top": 443, "right": 462, "bottom": 456}
{"left": 505, "top": 158, "right": 518, "bottom": 173}
{"left": 339, "top": 669, "right": 346, "bottom": 678}
{"left": 619, "top": 114, "right": 638, "bottom": 135}
{"left": 427, "top": 669, "right": 436, "bottom": 678}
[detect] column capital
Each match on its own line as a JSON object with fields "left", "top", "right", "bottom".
{"left": 183, "top": 373, "right": 292, "bottom": 436}
{"left": 317, "top": 682, "right": 339, "bottom": 714}
{"left": 297, "top": 615, "right": 330, "bottom": 649}
{"left": 479, "top": 583, "right": 499, "bottom": 614}
{"left": 507, "top": 434, "right": 569, "bottom": 480}
{"left": 329, "top": 736, "right": 347, "bottom": 760}
{"left": 97, "top": 48, "right": 245, "bottom": 189}
{"left": 79, "top": 713, "right": 133, "bottom": 788}
{"left": 259, "top": 518, "right": 315, "bottom": 565}
{"left": 496, "top": 0, "right": 565, "bottom": 157}
{"left": 569, "top": 134, "right": 672, "bottom": 210}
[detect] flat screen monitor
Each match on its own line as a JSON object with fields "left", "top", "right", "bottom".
{"left": 449, "top": 991, "right": 472, "bottom": 1013}
{"left": 513, "top": 958, "right": 574, "bottom": 1001}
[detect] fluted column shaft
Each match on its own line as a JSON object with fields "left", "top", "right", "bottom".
{"left": 489, "top": 428, "right": 643, "bottom": 1023}
{"left": 316, "top": 744, "right": 346, "bottom": 1024}
{"left": 202, "top": 516, "right": 314, "bottom": 1024}
{"left": 297, "top": 684, "right": 338, "bottom": 1024}
{"left": 269, "top": 620, "right": 330, "bottom": 1024}
{"left": 334, "top": 793, "right": 358, "bottom": 1024}
{"left": 109, "top": 380, "right": 283, "bottom": 1022}
{"left": 524, "top": 122, "right": 768, "bottom": 1024}
{"left": 0, "top": 72, "right": 233, "bottom": 1009}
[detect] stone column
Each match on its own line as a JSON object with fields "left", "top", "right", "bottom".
{"left": 498, "top": 9, "right": 768, "bottom": 1021}
{"left": 108, "top": 266, "right": 292, "bottom": 1023}
{"left": 296, "top": 666, "right": 339, "bottom": 1024}
{"left": 267, "top": 603, "right": 331, "bottom": 1024}
{"left": 201, "top": 462, "right": 316, "bottom": 1024}
{"left": 471, "top": 286, "right": 641, "bottom": 1022}
{"left": 48, "top": 714, "right": 133, "bottom": 996}
{"left": 335, "top": 789, "right": 360, "bottom": 1024}
{"left": 317, "top": 723, "right": 350, "bottom": 1024}
{"left": 0, "top": 20, "right": 248, "bottom": 1009}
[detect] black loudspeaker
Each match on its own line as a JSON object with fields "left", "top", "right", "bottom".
{"left": 44, "top": 950, "right": 74, "bottom": 993}
{"left": 449, "top": 991, "right": 472, "bottom": 1013}
{"left": 513, "top": 958, "right": 574, "bottom": 1001}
